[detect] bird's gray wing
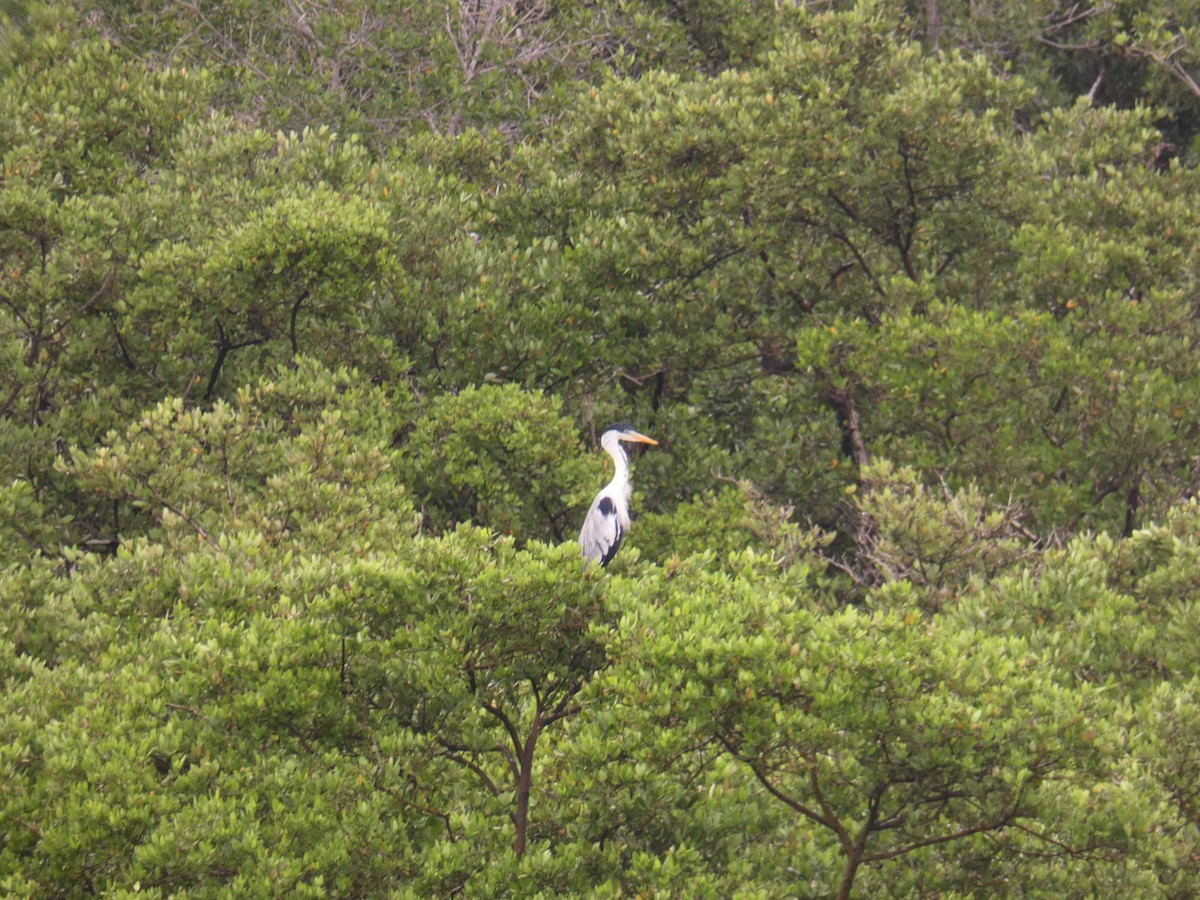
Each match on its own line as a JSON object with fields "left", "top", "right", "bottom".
{"left": 580, "top": 494, "right": 623, "bottom": 566}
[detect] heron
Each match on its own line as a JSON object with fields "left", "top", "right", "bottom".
{"left": 579, "top": 423, "right": 658, "bottom": 566}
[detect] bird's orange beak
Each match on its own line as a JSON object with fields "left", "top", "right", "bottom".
{"left": 622, "top": 432, "right": 658, "bottom": 446}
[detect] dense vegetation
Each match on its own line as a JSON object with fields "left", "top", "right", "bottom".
{"left": 4, "top": 0, "right": 1200, "bottom": 894}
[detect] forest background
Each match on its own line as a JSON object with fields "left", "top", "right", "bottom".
{"left": 4, "top": 0, "right": 1200, "bottom": 895}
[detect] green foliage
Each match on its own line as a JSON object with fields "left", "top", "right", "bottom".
{"left": 592, "top": 564, "right": 1117, "bottom": 895}
{"left": 956, "top": 501, "right": 1200, "bottom": 696}
{"left": 60, "top": 362, "right": 415, "bottom": 554}
{"left": 637, "top": 481, "right": 834, "bottom": 591}
{"left": 6, "top": 0, "right": 1200, "bottom": 895}
{"left": 852, "top": 460, "right": 1037, "bottom": 611}
{"left": 401, "top": 384, "right": 593, "bottom": 542}
{"left": 94, "top": 0, "right": 656, "bottom": 144}
{"left": 0, "top": 13, "right": 213, "bottom": 508}
{"left": 0, "top": 480, "right": 55, "bottom": 569}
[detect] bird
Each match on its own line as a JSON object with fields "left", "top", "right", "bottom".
{"left": 579, "top": 423, "right": 658, "bottom": 566}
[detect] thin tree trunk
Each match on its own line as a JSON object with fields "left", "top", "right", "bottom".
{"left": 925, "top": 0, "right": 941, "bottom": 54}
{"left": 831, "top": 387, "right": 870, "bottom": 470}
{"left": 836, "top": 849, "right": 863, "bottom": 900}
{"left": 513, "top": 722, "right": 540, "bottom": 859}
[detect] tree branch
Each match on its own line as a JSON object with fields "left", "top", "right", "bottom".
{"left": 827, "top": 386, "right": 870, "bottom": 470}
{"left": 436, "top": 739, "right": 505, "bottom": 797}
{"left": 478, "top": 693, "right": 524, "bottom": 767}
{"left": 862, "top": 797, "right": 1023, "bottom": 863}
{"left": 289, "top": 289, "right": 309, "bottom": 356}
{"left": 204, "top": 319, "right": 267, "bottom": 402}
{"left": 717, "top": 734, "right": 842, "bottom": 835}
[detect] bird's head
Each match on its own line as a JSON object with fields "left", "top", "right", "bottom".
{"left": 604, "top": 423, "right": 659, "bottom": 447}
{"left": 599, "top": 423, "right": 658, "bottom": 463}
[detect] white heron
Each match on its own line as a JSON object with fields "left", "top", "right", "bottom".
{"left": 579, "top": 424, "right": 658, "bottom": 566}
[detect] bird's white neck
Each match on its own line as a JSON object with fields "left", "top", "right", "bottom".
{"left": 601, "top": 432, "right": 633, "bottom": 510}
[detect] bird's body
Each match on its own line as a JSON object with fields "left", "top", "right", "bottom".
{"left": 579, "top": 425, "right": 657, "bottom": 566}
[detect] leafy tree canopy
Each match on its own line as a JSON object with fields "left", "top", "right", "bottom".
{"left": 4, "top": 0, "right": 1200, "bottom": 895}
